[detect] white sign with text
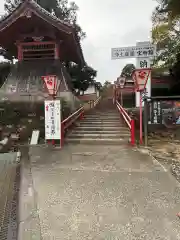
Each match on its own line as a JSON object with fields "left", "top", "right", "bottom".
{"left": 111, "top": 44, "right": 156, "bottom": 59}
{"left": 44, "top": 100, "right": 61, "bottom": 140}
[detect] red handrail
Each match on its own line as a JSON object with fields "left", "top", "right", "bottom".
{"left": 116, "top": 100, "right": 135, "bottom": 145}
{"left": 61, "top": 107, "right": 84, "bottom": 147}
{"left": 94, "top": 96, "right": 101, "bottom": 107}
{"left": 62, "top": 107, "right": 84, "bottom": 127}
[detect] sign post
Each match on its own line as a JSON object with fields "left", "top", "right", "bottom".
{"left": 132, "top": 68, "right": 151, "bottom": 144}
{"left": 143, "top": 96, "right": 148, "bottom": 146}
{"left": 135, "top": 41, "right": 153, "bottom": 107}
{"left": 42, "top": 75, "right": 61, "bottom": 147}
{"left": 117, "top": 76, "right": 126, "bottom": 106}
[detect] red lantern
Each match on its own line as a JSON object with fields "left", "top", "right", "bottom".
{"left": 132, "top": 68, "right": 151, "bottom": 92}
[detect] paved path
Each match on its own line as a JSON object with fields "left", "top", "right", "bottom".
{"left": 20, "top": 144, "right": 180, "bottom": 240}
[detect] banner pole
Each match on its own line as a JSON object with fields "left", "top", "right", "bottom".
{"left": 139, "top": 91, "right": 143, "bottom": 144}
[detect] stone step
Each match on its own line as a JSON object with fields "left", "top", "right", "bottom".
{"left": 86, "top": 113, "right": 118, "bottom": 116}
{"left": 84, "top": 117, "right": 121, "bottom": 120}
{"left": 86, "top": 111, "right": 118, "bottom": 113}
{"left": 71, "top": 130, "right": 130, "bottom": 134}
{"left": 65, "top": 138, "right": 129, "bottom": 145}
{"left": 78, "top": 124, "right": 125, "bottom": 128}
{"left": 84, "top": 117, "right": 120, "bottom": 120}
{"left": 80, "top": 121, "right": 122, "bottom": 124}
{"left": 87, "top": 113, "right": 117, "bottom": 115}
{"left": 68, "top": 133, "right": 130, "bottom": 138}
{"left": 79, "top": 121, "right": 123, "bottom": 124}
{"left": 75, "top": 126, "right": 128, "bottom": 131}
{"left": 85, "top": 112, "right": 118, "bottom": 115}
{"left": 84, "top": 119, "right": 121, "bottom": 122}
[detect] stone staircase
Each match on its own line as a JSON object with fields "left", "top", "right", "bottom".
{"left": 66, "top": 98, "right": 130, "bottom": 145}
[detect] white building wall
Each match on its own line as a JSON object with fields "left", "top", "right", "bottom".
{"left": 96, "top": 90, "right": 100, "bottom": 97}
{"left": 84, "top": 86, "right": 96, "bottom": 95}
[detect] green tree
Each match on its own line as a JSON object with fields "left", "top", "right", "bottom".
{"left": 103, "top": 81, "right": 111, "bottom": 87}
{"left": 101, "top": 81, "right": 112, "bottom": 97}
{"left": 152, "top": 0, "right": 180, "bottom": 94}
{"left": 151, "top": 3, "right": 180, "bottom": 68}
{"left": 95, "top": 82, "right": 102, "bottom": 91}
{"left": 68, "top": 64, "right": 97, "bottom": 94}
{"left": 156, "top": 0, "right": 180, "bottom": 21}
{"left": 120, "top": 64, "right": 135, "bottom": 78}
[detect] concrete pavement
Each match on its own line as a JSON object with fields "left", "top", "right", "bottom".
{"left": 19, "top": 144, "right": 180, "bottom": 239}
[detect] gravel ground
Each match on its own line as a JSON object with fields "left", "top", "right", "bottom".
{"left": 171, "top": 163, "right": 180, "bottom": 181}
{"left": 144, "top": 140, "right": 180, "bottom": 183}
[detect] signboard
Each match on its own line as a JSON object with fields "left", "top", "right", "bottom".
{"left": 161, "top": 101, "right": 180, "bottom": 126}
{"left": 148, "top": 100, "right": 180, "bottom": 125}
{"left": 30, "top": 130, "right": 40, "bottom": 145}
{"left": 44, "top": 100, "right": 61, "bottom": 139}
{"left": 150, "top": 101, "right": 161, "bottom": 124}
{"left": 111, "top": 44, "right": 155, "bottom": 59}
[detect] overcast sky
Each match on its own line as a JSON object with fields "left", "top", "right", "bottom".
{"left": 75, "top": 0, "right": 157, "bottom": 83}
{"left": 0, "top": 0, "right": 157, "bottom": 84}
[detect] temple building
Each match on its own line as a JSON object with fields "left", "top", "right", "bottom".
{"left": 0, "top": 0, "right": 85, "bottom": 103}
{"left": 113, "top": 74, "right": 172, "bottom": 108}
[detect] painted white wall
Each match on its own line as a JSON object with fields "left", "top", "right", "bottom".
{"left": 84, "top": 85, "right": 96, "bottom": 94}
{"left": 96, "top": 90, "right": 100, "bottom": 97}
{"left": 78, "top": 85, "right": 99, "bottom": 97}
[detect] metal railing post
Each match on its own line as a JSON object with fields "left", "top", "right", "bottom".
{"left": 60, "top": 107, "right": 84, "bottom": 148}
{"left": 61, "top": 122, "right": 64, "bottom": 148}
{"left": 116, "top": 100, "right": 136, "bottom": 146}
{"left": 130, "top": 119, "right": 135, "bottom": 146}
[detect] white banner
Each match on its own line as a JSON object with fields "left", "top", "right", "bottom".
{"left": 44, "top": 100, "right": 61, "bottom": 140}
{"left": 111, "top": 44, "right": 156, "bottom": 59}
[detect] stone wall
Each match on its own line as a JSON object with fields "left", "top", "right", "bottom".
{"left": 0, "top": 96, "right": 79, "bottom": 145}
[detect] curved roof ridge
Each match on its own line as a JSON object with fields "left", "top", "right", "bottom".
{"left": 0, "top": 0, "right": 74, "bottom": 29}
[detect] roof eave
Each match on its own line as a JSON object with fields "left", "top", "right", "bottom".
{"left": 71, "top": 32, "right": 85, "bottom": 66}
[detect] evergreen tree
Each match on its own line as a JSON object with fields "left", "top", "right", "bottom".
{"left": 120, "top": 64, "right": 135, "bottom": 78}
